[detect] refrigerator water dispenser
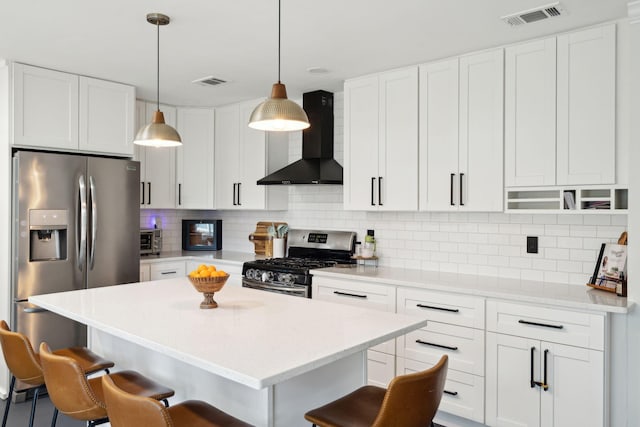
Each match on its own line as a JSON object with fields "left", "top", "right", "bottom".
{"left": 29, "top": 209, "right": 68, "bottom": 261}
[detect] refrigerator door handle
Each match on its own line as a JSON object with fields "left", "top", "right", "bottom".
{"left": 89, "top": 175, "right": 97, "bottom": 271}
{"left": 78, "top": 174, "right": 87, "bottom": 272}
{"left": 23, "top": 306, "right": 48, "bottom": 314}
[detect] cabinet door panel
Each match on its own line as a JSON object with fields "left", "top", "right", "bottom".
{"left": 344, "top": 76, "right": 380, "bottom": 210}
{"left": 557, "top": 24, "right": 615, "bottom": 185}
{"left": 378, "top": 68, "right": 418, "bottom": 211}
{"left": 367, "top": 350, "right": 394, "bottom": 388}
{"left": 238, "top": 101, "right": 267, "bottom": 209}
{"left": 141, "top": 103, "right": 176, "bottom": 209}
{"left": 486, "top": 332, "right": 540, "bottom": 427}
{"left": 540, "top": 343, "right": 604, "bottom": 427}
{"left": 214, "top": 104, "right": 240, "bottom": 209}
{"left": 419, "top": 59, "right": 459, "bottom": 211}
{"left": 79, "top": 77, "right": 135, "bottom": 156}
{"left": 459, "top": 49, "right": 504, "bottom": 212}
{"left": 13, "top": 63, "right": 79, "bottom": 150}
{"left": 505, "top": 38, "right": 557, "bottom": 187}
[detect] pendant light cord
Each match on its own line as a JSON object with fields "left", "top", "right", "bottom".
{"left": 156, "top": 19, "right": 160, "bottom": 111}
{"left": 277, "top": 0, "right": 281, "bottom": 84}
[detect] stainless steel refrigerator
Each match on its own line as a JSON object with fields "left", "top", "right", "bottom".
{"left": 11, "top": 150, "right": 140, "bottom": 354}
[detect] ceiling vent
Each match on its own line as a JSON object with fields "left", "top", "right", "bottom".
{"left": 192, "top": 76, "right": 228, "bottom": 87}
{"left": 501, "top": 2, "right": 566, "bottom": 26}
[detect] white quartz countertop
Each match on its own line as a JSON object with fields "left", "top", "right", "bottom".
{"left": 140, "top": 250, "right": 260, "bottom": 266}
{"left": 311, "top": 266, "right": 633, "bottom": 314}
{"left": 29, "top": 278, "right": 427, "bottom": 389}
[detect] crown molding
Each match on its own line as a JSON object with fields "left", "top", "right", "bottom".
{"left": 629, "top": 1, "right": 640, "bottom": 22}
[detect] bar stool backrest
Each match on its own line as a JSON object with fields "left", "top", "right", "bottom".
{"left": 38, "top": 342, "right": 106, "bottom": 421}
{"left": 0, "top": 320, "right": 44, "bottom": 386}
{"left": 101, "top": 375, "right": 170, "bottom": 427}
{"left": 372, "top": 354, "right": 448, "bottom": 427}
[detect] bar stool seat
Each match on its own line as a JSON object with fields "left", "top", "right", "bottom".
{"left": 102, "top": 375, "right": 253, "bottom": 427}
{"left": 305, "top": 355, "right": 448, "bottom": 427}
{"left": 39, "top": 342, "right": 175, "bottom": 426}
{"left": 0, "top": 320, "right": 114, "bottom": 427}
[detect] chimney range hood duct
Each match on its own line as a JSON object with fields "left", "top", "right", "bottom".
{"left": 257, "top": 90, "right": 343, "bottom": 185}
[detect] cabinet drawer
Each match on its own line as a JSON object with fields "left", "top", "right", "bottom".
{"left": 397, "top": 322, "right": 484, "bottom": 376}
{"left": 397, "top": 287, "right": 484, "bottom": 329}
{"left": 397, "top": 357, "right": 484, "bottom": 423}
{"left": 312, "top": 277, "right": 395, "bottom": 313}
{"left": 150, "top": 261, "right": 186, "bottom": 281}
{"left": 367, "top": 350, "right": 395, "bottom": 388}
{"left": 486, "top": 300, "right": 605, "bottom": 350}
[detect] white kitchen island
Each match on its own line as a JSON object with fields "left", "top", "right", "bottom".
{"left": 29, "top": 277, "right": 428, "bottom": 427}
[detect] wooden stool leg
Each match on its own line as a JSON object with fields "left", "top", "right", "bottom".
{"left": 1, "top": 376, "right": 15, "bottom": 427}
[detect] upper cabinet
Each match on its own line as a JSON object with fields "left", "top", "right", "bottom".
{"left": 505, "top": 24, "right": 616, "bottom": 187}
{"left": 135, "top": 101, "right": 177, "bottom": 209}
{"left": 344, "top": 67, "right": 419, "bottom": 211}
{"left": 12, "top": 63, "right": 135, "bottom": 156}
{"left": 419, "top": 49, "right": 504, "bottom": 212}
{"left": 214, "top": 99, "right": 288, "bottom": 210}
{"left": 176, "top": 108, "right": 215, "bottom": 210}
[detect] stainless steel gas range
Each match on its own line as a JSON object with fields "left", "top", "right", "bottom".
{"left": 241, "top": 229, "right": 356, "bottom": 298}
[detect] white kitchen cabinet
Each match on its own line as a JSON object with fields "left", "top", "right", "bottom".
{"left": 486, "top": 301, "right": 606, "bottom": 427}
{"left": 504, "top": 38, "right": 557, "bottom": 187}
{"left": 419, "top": 49, "right": 504, "bottom": 212}
{"left": 135, "top": 101, "right": 177, "bottom": 209}
{"left": 78, "top": 76, "right": 135, "bottom": 156}
{"left": 176, "top": 107, "right": 215, "bottom": 209}
{"left": 557, "top": 24, "right": 616, "bottom": 186}
{"left": 150, "top": 260, "right": 186, "bottom": 281}
{"left": 12, "top": 63, "right": 134, "bottom": 156}
{"left": 214, "top": 99, "right": 288, "bottom": 210}
{"left": 344, "top": 67, "right": 418, "bottom": 211}
{"left": 505, "top": 24, "right": 616, "bottom": 188}
{"left": 312, "top": 276, "right": 397, "bottom": 386}
{"left": 139, "top": 263, "right": 151, "bottom": 282}
{"left": 12, "top": 63, "right": 79, "bottom": 150}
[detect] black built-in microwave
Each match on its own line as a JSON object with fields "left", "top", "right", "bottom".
{"left": 182, "top": 220, "right": 222, "bottom": 251}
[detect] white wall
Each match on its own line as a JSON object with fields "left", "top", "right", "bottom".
{"left": 143, "top": 92, "right": 628, "bottom": 287}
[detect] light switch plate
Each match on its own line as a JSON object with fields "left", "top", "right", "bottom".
{"left": 527, "top": 236, "right": 538, "bottom": 254}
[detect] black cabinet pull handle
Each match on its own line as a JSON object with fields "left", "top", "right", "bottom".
{"left": 233, "top": 183, "right": 237, "bottom": 205}
{"left": 378, "top": 176, "right": 383, "bottom": 206}
{"left": 459, "top": 173, "right": 464, "bottom": 206}
{"left": 415, "top": 339, "right": 458, "bottom": 351}
{"left": 542, "top": 349, "right": 549, "bottom": 391}
{"left": 443, "top": 390, "right": 458, "bottom": 396}
{"left": 530, "top": 346, "right": 536, "bottom": 388}
{"left": 141, "top": 182, "right": 145, "bottom": 205}
{"left": 147, "top": 182, "right": 151, "bottom": 205}
{"left": 334, "top": 291, "right": 367, "bottom": 299}
{"left": 518, "top": 320, "right": 564, "bottom": 330}
{"left": 450, "top": 173, "right": 455, "bottom": 206}
{"left": 178, "top": 183, "right": 182, "bottom": 206}
{"left": 371, "top": 177, "right": 376, "bottom": 206}
{"left": 237, "top": 182, "right": 241, "bottom": 205}
{"left": 416, "top": 304, "right": 459, "bottom": 313}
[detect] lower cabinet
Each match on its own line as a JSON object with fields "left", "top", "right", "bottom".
{"left": 149, "top": 261, "right": 186, "bottom": 281}
{"left": 485, "top": 300, "right": 605, "bottom": 427}
{"left": 140, "top": 263, "right": 151, "bottom": 282}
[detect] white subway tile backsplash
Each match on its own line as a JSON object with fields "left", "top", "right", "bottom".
{"left": 557, "top": 215, "right": 584, "bottom": 225}
{"left": 545, "top": 248, "right": 571, "bottom": 260}
{"left": 557, "top": 237, "right": 583, "bottom": 249}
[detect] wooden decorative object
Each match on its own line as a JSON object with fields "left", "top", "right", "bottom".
{"left": 248, "top": 221, "right": 287, "bottom": 255}
{"left": 188, "top": 274, "right": 229, "bottom": 309}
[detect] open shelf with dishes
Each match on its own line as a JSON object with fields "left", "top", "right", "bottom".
{"left": 505, "top": 186, "right": 628, "bottom": 213}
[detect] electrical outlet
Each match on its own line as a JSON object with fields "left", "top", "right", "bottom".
{"left": 527, "top": 236, "right": 538, "bottom": 254}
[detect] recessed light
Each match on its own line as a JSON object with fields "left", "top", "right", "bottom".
{"left": 307, "top": 67, "right": 329, "bottom": 74}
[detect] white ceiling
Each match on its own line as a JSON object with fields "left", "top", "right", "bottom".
{"left": 0, "top": 0, "right": 629, "bottom": 107}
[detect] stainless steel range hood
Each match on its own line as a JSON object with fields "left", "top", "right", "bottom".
{"left": 257, "top": 90, "right": 343, "bottom": 185}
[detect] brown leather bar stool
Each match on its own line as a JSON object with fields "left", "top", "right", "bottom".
{"left": 304, "top": 354, "right": 448, "bottom": 427}
{"left": 101, "top": 375, "right": 254, "bottom": 427}
{"left": 39, "top": 342, "right": 175, "bottom": 427}
{"left": 0, "top": 320, "right": 114, "bottom": 427}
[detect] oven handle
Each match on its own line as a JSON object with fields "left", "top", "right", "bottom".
{"left": 242, "top": 279, "right": 308, "bottom": 294}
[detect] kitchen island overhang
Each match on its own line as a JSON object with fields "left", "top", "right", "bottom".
{"left": 29, "top": 278, "right": 429, "bottom": 426}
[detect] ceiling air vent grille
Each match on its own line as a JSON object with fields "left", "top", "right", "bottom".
{"left": 192, "top": 76, "right": 228, "bottom": 87}
{"left": 501, "top": 2, "right": 566, "bottom": 26}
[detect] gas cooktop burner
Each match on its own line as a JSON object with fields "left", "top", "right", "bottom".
{"left": 251, "top": 257, "right": 341, "bottom": 269}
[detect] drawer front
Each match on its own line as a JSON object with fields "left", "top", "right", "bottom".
{"left": 486, "top": 300, "right": 605, "bottom": 350}
{"left": 150, "top": 261, "right": 186, "bottom": 281}
{"left": 312, "top": 277, "right": 396, "bottom": 313}
{"left": 397, "top": 322, "right": 484, "bottom": 376}
{"left": 368, "top": 350, "right": 395, "bottom": 388}
{"left": 397, "top": 287, "right": 484, "bottom": 329}
{"left": 398, "top": 357, "right": 485, "bottom": 423}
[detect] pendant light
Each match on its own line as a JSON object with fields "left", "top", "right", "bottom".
{"left": 134, "top": 13, "right": 182, "bottom": 147}
{"left": 248, "top": 0, "right": 310, "bottom": 132}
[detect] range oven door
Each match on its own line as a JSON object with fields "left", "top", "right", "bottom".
{"left": 242, "top": 277, "right": 310, "bottom": 298}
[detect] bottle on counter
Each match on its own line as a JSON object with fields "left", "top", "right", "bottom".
{"left": 363, "top": 230, "right": 376, "bottom": 257}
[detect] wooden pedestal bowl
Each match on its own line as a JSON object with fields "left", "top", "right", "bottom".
{"left": 188, "top": 273, "right": 229, "bottom": 309}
